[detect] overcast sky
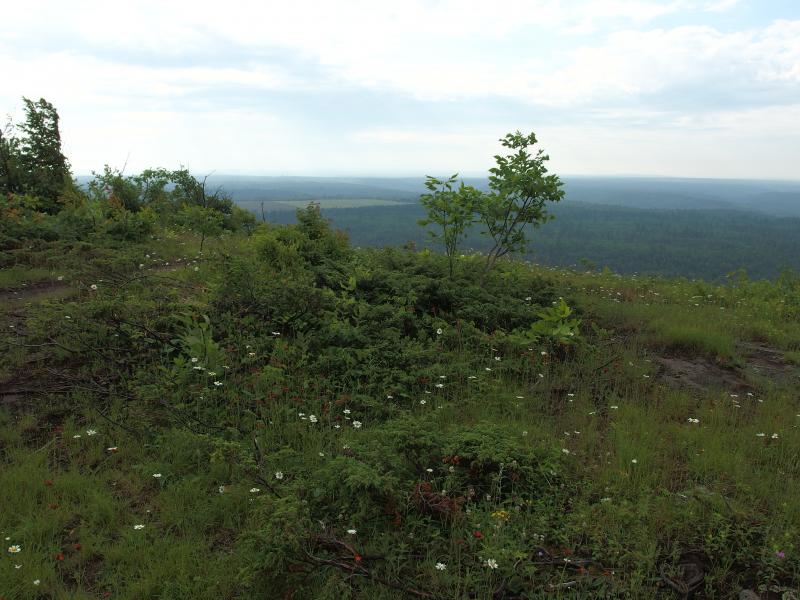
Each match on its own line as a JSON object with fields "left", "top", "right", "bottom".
{"left": 2, "top": 0, "right": 799, "bottom": 178}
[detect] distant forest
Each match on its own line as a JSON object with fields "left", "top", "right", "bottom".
{"left": 195, "top": 175, "right": 800, "bottom": 281}
{"left": 71, "top": 174, "right": 799, "bottom": 280}
{"left": 259, "top": 202, "right": 798, "bottom": 281}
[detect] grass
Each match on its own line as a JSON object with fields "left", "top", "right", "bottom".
{"left": 0, "top": 267, "right": 54, "bottom": 290}
{"left": 558, "top": 268, "right": 800, "bottom": 361}
{"left": 1, "top": 226, "right": 799, "bottom": 598}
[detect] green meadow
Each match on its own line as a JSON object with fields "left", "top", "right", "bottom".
{"left": 2, "top": 103, "right": 799, "bottom": 599}
{"left": 2, "top": 210, "right": 799, "bottom": 598}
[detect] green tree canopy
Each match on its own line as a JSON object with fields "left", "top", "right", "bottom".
{"left": 478, "top": 131, "right": 564, "bottom": 271}
{"left": 19, "top": 98, "right": 71, "bottom": 207}
{"left": 418, "top": 174, "right": 481, "bottom": 276}
{"left": 1, "top": 97, "right": 71, "bottom": 210}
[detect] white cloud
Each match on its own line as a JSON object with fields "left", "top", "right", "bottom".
{"left": 4, "top": 2, "right": 796, "bottom": 108}
{"left": 528, "top": 21, "right": 800, "bottom": 106}
{"left": 704, "top": 0, "right": 742, "bottom": 13}
{"left": 1, "top": 0, "right": 798, "bottom": 177}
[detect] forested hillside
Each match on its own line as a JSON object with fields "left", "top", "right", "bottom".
{"left": 259, "top": 202, "right": 800, "bottom": 281}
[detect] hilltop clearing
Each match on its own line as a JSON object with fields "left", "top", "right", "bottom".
{"left": 2, "top": 211, "right": 799, "bottom": 599}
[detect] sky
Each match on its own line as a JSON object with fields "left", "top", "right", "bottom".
{"left": 2, "top": 0, "right": 799, "bottom": 179}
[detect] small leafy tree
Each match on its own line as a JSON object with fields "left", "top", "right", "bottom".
{"left": 418, "top": 174, "right": 481, "bottom": 276}
{"left": 88, "top": 165, "right": 146, "bottom": 212}
{"left": 17, "top": 98, "right": 71, "bottom": 210}
{"left": 171, "top": 168, "right": 233, "bottom": 214}
{"left": 227, "top": 205, "right": 258, "bottom": 235}
{"left": 180, "top": 204, "right": 224, "bottom": 252}
{"left": 0, "top": 98, "right": 71, "bottom": 209}
{"left": 477, "top": 131, "right": 564, "bottom": 272}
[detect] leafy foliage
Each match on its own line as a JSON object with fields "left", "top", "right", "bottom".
{"left": 0, "top": 98, "right": 71, "bottom": 210}
{"left": 479, "top": 131, "right": 565, "bottom": 271}
{"left": 416, "top": 131, "right": 565, "bottom": 276}
{"left": 418, "top": 174, "right": 481, "bottom": 276}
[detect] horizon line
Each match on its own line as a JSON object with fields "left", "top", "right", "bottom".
{"left": 72, "top": 172, "right": 800, "bottom": 184}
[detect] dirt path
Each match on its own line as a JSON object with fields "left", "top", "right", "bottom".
{"left": 0, "top": 280, "right": 74, "bottom": 306}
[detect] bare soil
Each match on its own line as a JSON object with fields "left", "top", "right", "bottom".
{"left": 655, "top": 342, "right": 799, "bottom": 394}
